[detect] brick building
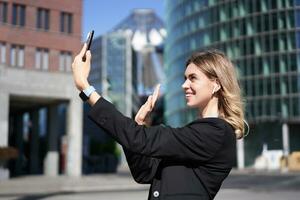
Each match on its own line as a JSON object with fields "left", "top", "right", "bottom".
{"left": 0, "top": 0, "right": 83, "bottom": 179}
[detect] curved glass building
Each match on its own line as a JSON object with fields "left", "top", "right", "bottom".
{"left": 164, "top": 0, "right": 300, "bottom": 166}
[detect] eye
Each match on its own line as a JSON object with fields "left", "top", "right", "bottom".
{"left": 190, "top": 76, "right": 196, "bottom": 80}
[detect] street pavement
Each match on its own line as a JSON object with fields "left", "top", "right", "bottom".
{"left": 0, "top": 169, "right": 299, "bottom": 200}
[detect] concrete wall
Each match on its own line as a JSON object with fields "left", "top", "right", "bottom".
{"left": 0, "top": 64, "right": 83, "bottom": 177}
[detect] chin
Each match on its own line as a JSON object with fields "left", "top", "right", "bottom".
{"left": 186, "top": 101, "right": 198, "bottom": 108}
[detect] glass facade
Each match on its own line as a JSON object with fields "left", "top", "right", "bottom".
{"left": 103, "top": 33, "right": 133, "bottom": 116}
{"left": 165, "top": 0, "right": 300, "bottom": 125}
{"left": 164, "top": 0, "right": 300, "bottom": 166}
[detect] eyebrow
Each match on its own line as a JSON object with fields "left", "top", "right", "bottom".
{"left": 184, "top": 73, "right": 197, "bottom": 79}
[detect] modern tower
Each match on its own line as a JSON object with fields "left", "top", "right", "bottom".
{"left": 164, "top": 0, "right": 300, "bottom": 167}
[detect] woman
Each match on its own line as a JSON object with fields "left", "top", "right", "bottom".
{"left": 72, "top": 44, "right": 246, "bottom": 200}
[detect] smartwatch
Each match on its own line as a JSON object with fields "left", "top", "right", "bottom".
{"left": 79, "top": 85, "right": 96, "bottom": 102}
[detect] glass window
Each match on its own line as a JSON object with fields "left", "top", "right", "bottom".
{"left": 232, "top": 1, "right": 238, "bottom": 17}
{"left": 280, "top": 54, "right": 287, "bottom": 73}
{"left": 290, "top": 75, "right": 299, "bottom": 93}
{"left": 265, "top": 34, "right": 271, "bottom": 52}
{"left": 289, "top": 53, "right": 297, "bottom": 71}
{"left": 233, "top": 20, "right": 240, "bottom": 37}
{"left": 281, "top": 76, "right": 288, "bottom": 95}
{"left": 10, "top": 45, "right": 16, "bottom": 66}
{"left": 0, "top": 42, "right": 6, "bottom": 64}
{"left": 273, "top": 34, "right": 279, "bottom": 52}
{"left": 18, "top": 46, "right": 24, "bottom": 67}
{"left": 280, "top": 33, "right": 288, "bottom": 50}
{"left": 272, "top": 13, "right": 279, "bottom": 30}
{"left": 262, "top": 13, "right": 270, "bottom": 31}
{"left": 273, "top": 55, "right": 280, "bottom": 73}
{"left": 35, "top": 48, "right": 49, "bottom": 70}
{"left": 274, "top": 77, "right": 280, "bottom": 94}
{"left": 266, "top": 77, "right": 272, "bottom": 95}
{"left": 265, "top": 98, "right": 271, "bottom": 116}
{"left": 254, "top": 0, "right": 261, "bottom": 12}
{"left": 248, "top": 37, "right": 255, "bottom": 55}
{"left": 254, "top": 15, "right": 262, "bottom": 33}
{"left": 59, "top": 51, "right": 72, "bottom": 71}
{"left": 287, "top": 10, "right": 295, "bottom": 29}
{"left": 282, "top": 98, "right": 289, "bottom": 118}
{"left": 37, "top": 8, "right": 50, "bottom": 30}
{"left": 275, "top": 98, "right": 281, "bottom": 116}
{"left": 278, "top": 11, "right": 286, "bottom": 29}
{"left": 262, "top": 57, "right": 270, "bottom": 75}
{"left": 255, "top": 57, "right": 262, "bottom": 75}
{"left": 292, "top": 97, "right": 300, "bottom": 116}
{"left": 247, "top": 17, "right": 254, "bottom": 35}
{"left": 254, "top": 37, "right": 260, "bottom": 55}
{"left": 12, "top": 4, "right": 26, "bottom": 26}
{"left": 10, "top": 44, "right": 24, "bottom": 67}
{"left": 0, "top": 1, "right": 8, "bottom": 23}
{"left": 241, "top": 18, "right": 246, "bottom": 35}
{"left": 60, "top": 12, "right": 73, "bottom": 34}
{"left": 287, "top": 32, "right": 296, "bottom": 50}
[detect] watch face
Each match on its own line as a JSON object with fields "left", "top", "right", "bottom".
{"left": 79, "top": 91, "right": 89, "bottom": 101}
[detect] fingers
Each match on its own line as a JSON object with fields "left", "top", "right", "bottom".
{"left": 135, "top": 95, "right": 153, "bottom": 124}
{"left": 151, "top": 84, "right": 160, "bottom": 108}
{"left": 79, "top": 43, "right": 87, "bottom": 58}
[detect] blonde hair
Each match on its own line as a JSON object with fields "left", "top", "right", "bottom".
{"left": 186, "top": 50, "right": 246, "bottom": 139}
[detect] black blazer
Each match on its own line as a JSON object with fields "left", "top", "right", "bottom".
{"left": 88, "top": 98, "right": 236, "bottom": 200}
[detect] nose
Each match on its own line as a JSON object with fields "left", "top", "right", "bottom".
{"left": 182, "top": 79, "right": 189, "bottom": 90}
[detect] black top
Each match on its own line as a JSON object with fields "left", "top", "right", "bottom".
{"left": 88, "top": 97, "right": 236, "bottom": 200}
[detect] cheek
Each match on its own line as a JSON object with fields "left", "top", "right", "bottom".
{"left": 192, "top": 82, "right": 212, "bottom": 99}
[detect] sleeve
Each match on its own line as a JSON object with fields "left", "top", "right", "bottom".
{"left": 123, "top": 147, "right": 161, "bottom": 184}
{"left": 88, "top": 97, "right": 225, "bottom": 162}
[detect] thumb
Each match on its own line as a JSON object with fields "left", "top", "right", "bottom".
{"left": 86, "top": 50, "right": 92, "bottom": 63}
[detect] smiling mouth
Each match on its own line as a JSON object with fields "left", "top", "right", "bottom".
{"left": 185, "top": 92, "right": 194, "bottom": 97}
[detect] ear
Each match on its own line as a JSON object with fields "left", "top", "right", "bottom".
{"left": 213, "top": 79, "right": 221, "bottom": 93}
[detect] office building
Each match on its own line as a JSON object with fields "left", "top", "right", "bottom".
{"left": 164, "top": 0, "right": 300, "bottom": 167}
{"left": 0, "top": 0, "right": 83, "bottom": 178}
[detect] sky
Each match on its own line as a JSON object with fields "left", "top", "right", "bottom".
{"left": 82, "top": 0, "right": 164, "bottom": 40}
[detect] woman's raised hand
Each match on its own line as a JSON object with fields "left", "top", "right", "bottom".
{"left": 135, "top": 84, "right": 161, "bottom": 126}
{"left": 71, "top": 43, "right": 92, "bottom": 91}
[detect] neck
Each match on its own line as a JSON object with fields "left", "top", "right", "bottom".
{"left": 199, "top": 97, "right": 219, "bottom": 118}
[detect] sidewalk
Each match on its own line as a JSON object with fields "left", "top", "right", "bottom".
{"left": 0, "top": 171, "right": 149, "bottom": 197}
{"left": 0, "top": 168, "right": 299, "bottom": 197}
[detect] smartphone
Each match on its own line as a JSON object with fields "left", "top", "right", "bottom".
{"left": 82, "top": 30, "right": 94, "bottom": 61}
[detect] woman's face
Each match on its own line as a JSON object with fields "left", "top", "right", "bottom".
{"left": 182, "top": 63, "right": 216, "bottom": 109}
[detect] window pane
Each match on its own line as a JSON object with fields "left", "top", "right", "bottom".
{"left": 0, "top": 43, "right": 6, "bottom": 63}
{"left": 20, "top": 5, "right": 25, "bottom": 26}
{"left": 60, "top": 13, "right": 64, "bottom": 32}
{"left": 66, "top": 53, "right": 72, "bottom": 71}
{"left": 42, "top": 50, "right": 48, "bottom": 70}
{"left": 18, "top": 47, "right": 24, "bottom": 67}
{"left": 12, "top": 4, "right": 17, "bottom": 25}
{"left": 10, "top": 46, "right": 16, "bottom": 66}
{"left": 59, "top": 52, "right": 64, "bottom": 71}
{"left": 45, "top": 10, "right": 49, "bottom": 30}
{"left": 0, "top": 2, "right": 8, "bottom": 23}
{"left": 67, "top": 14, "right": 72, "bottom": 33}
{"left": 35, "top": 49, "right": 41, "bottom": 69}
{"left": 37, "top": 8, "right": 41, "bottom": 28}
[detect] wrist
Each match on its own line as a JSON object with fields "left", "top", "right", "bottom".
{"left": 79, "top": 81, "right": 90, "bottom": 91}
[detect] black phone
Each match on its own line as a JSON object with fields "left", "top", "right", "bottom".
{"left": 82, "top": 30, "right": 94, "bottom": 61}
